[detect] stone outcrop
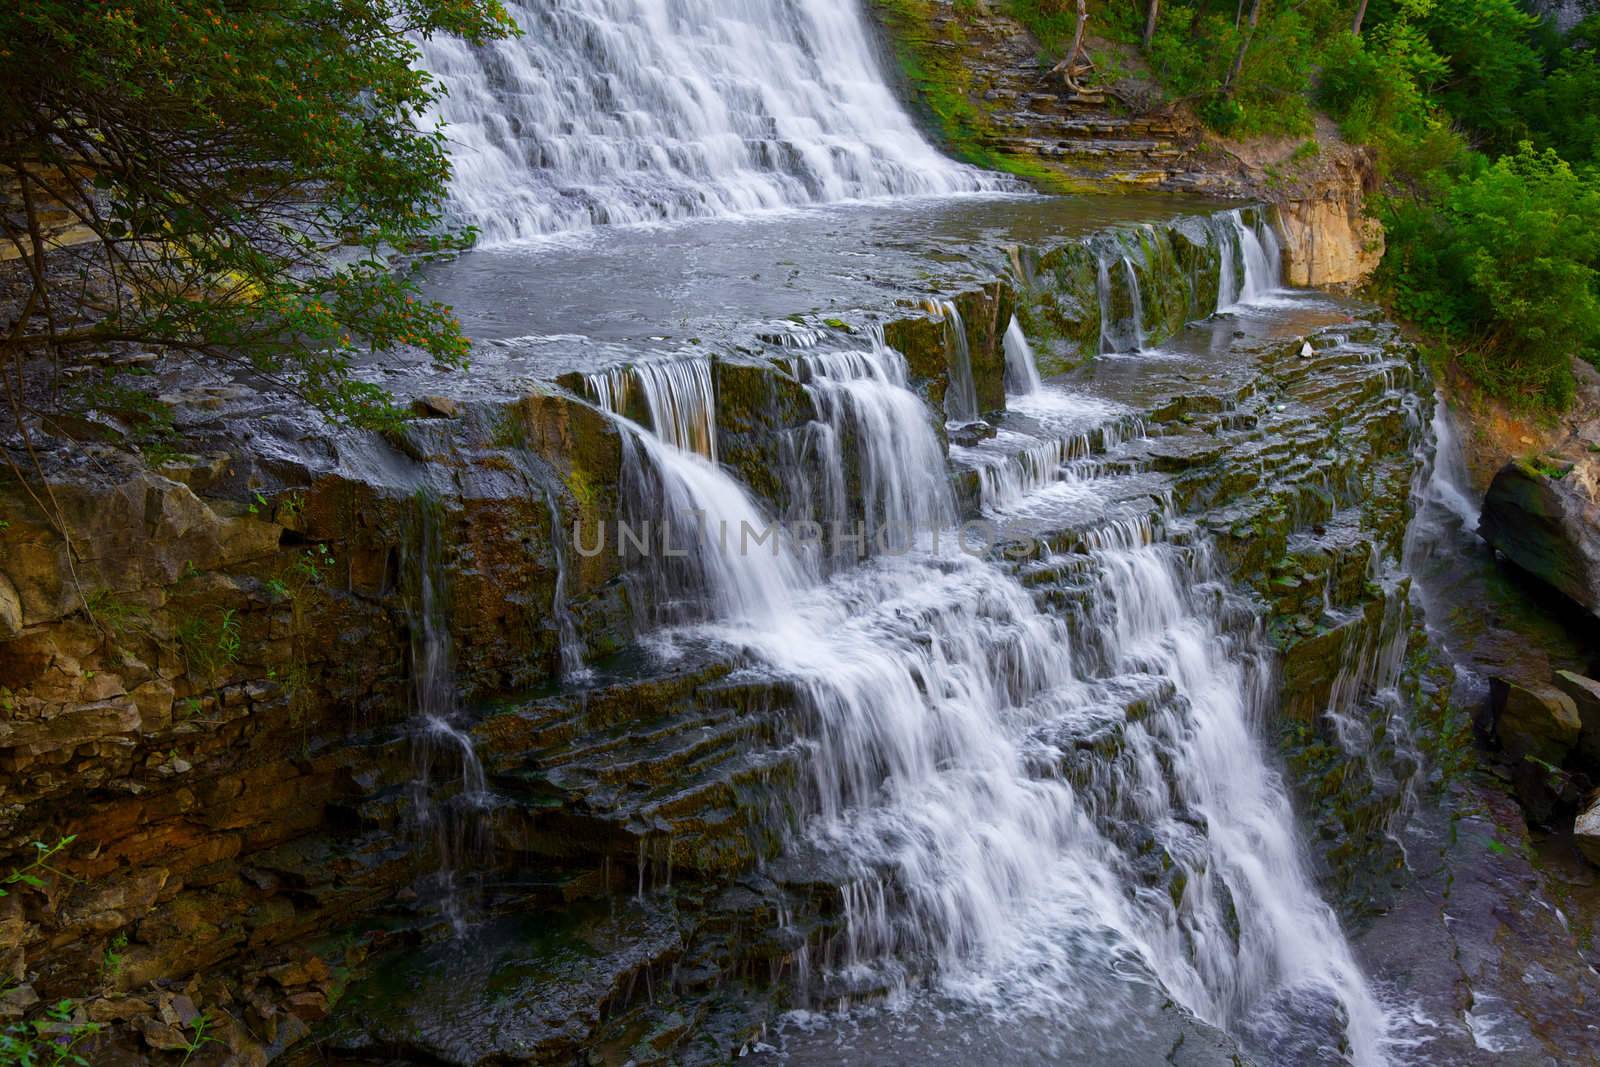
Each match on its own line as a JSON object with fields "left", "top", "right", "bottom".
{"left": 866, "top": 0, "right": 1210, "bottom": 191}
{"left": 1555, "top": 670, "right": 1600, "bottom": 766}
{"left": 0, "top": 207, "right": 1439, "bottom": 1063}
{"left": 1576, "top": 792, "right": 1600, "bottom": 865}
{"left": 1479, "top": 457, "right": 1600, "bottom": 616}
{"left": 1271, "top": 150, "right": 1385, "bottom": 288}
{"left": 1487, "top": 677, "right": 1582, "bottom": 764}
{"left": 0, "top": 389, "right": 637, "bottom": 1062}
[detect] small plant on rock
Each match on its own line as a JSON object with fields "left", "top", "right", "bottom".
{"left": 0, "top": 999, "right": 101, "bottom": 1067}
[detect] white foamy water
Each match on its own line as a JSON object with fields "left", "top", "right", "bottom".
{"left": 587, "top": 330, "right": 1399, "bottom": 1064}
{"left": 419, "top": 0, "right": 1004, "bottom": 242}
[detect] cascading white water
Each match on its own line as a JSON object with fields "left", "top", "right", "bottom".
{"left": 585, "top": 339, "right": 1395, "bottom": 1064}
{"left": 793, "top": 339, "right": 953, "bottom": 561}
{"left": 1095, "top": 246, "right": 1147, "bottom": 354}
{"left": 1122, "top": 256, "right": 1146, "bottom": 350}
{"left": 588, "top": 358, "right": 809, "bottom": 625}
{"left": 1216, "top": 219, "right": 1238, "bottom": 313}
{"left": 1096, "top": 254, "right": 1116, "bottom": 354}
{"left": 1227, "top": 209, "right": 1282, "bottom": 306}
{"left": 932, "top": 299, "right": 982, "bottom": 424}
{"left": 542, "top": 489, "right": 590, "bottom": 681}
{"left": 419, "top": 0, "right": 1004, "bottom": 242}
{"left": 402, "top": 496, "right": 493, "bottom": 933}
{"left": 1423, "top": 391, "right": 1481, "bottom": 531}
{"left": 589, "top": 359, "right": 719, "bottom": 460}
{"left": 1002, "top": 315, "right": 1044, "bottom": 394}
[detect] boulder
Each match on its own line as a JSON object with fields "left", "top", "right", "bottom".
{"left": 1554, "top": 670, "right": 1600, "bottom": 768}
{"left": 1479, "top": 459, "right": 1600, "bottom": 616}
{"left": 410, "top": 395, "right": 461, "bottom": 419}
{"left": 1575, "top": 792, "right": 1600, "bottom": 867}
{"left": 1489, "top": 677, "right": 1581, "bottom": 764}
{"left": 1513, "top": 754, "right": 1586, "bottom": 827}
{"left": 0, "top": 571, "right": 21, "bottom": 636}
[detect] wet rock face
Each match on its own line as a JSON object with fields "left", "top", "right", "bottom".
{"left": 0, "top": 206, "right": 1433, "bottom": 1064}
{"left": 1479, "top": 458, "right": 1600, "bottom": 616}
{"left": 1555, "top": 670, "right": 1600, "bottom": 766}
{"left": 0, "top": 388, "right": 639, "bottom": 1061}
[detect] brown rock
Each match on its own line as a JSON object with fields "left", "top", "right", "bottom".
{"left": 88, "top": 996, "right": 153, "bottom": 1023}
{"left": 0, "top": 697, "right": 140, "bottom": 754}
{"left": 412, "top": 395, "right": 462, "bottom": 419}
{"left": 284, "top": 990, "right": 328, "bottom": 1021}
{"left": 0, "top": 571, "right": 21, "bottom": 636}
{"left": 129, "top": 679, "right": 176, "bottom": 731}
{"left": 266, "top": 955, "right": 330, "bottom": 989}
{"left": 1274, "top": 189, "right": 1384, "bottom": 287}
{"left": 1555, "top": 670, "right": 1600, "bottom": 769}
{"left": 0, "top": 982, "right": 39, "bottom": 1019}
{"left": 160, "top": 992, "right": 200, "bottom": 1027}
{"left": 1491, "top": 677, "right": 1582, "bottom": 764}
{"left": 1576, "top": 792, "right": 1600, "bottom": 867}
{"left": 137, "top": 1014, "right": 190, "bottom": 1052}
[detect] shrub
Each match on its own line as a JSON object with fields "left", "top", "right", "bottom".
{"left": 1381, "top": 145, "right": 1600, "bottom": 409}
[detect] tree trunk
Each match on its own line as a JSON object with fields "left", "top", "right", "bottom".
{"left": 1351, "top": 0, "right": 1369, "bottom": 34}
{"left": 1144, "top": 0, "right": 1161, "bottom": 49}
{"left": 1048, "top": 0, "right": 1094, "bottom": 93}
{"left": 1223, "top": 0, "right": 1262, "bottom": 93}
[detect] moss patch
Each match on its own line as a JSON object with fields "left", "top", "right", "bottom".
{"left": 866, "top": 0, "right": 1087, "bottom": 191}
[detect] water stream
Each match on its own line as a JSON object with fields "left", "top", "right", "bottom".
{"left": 417, "top": 0, "right": 1004, "bottom": 242}
{"left": 402, "top": 494, "right": 493, "bottom": 932}
{"left": 585, "top": 317, "right": 1395, "bottom": 1064}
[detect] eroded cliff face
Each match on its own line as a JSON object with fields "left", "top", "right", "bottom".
{"left": 0, "top": 394, "right": 636, "bottom": 1062}
{"left": 0, "top": 209, "right": 1442, "bottom": 1065}
{"left": 1272, "top": 158, "right": 1386, "bottom": 288}
{"left": 1209, "top": 118, "right": 1386, "bottom": 289}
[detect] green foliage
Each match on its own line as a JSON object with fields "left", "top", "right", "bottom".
{"left": 864, "top": 0, "right": 1098, "bottom": 188}
{"left": 0, "top": 0, "right": 519, "bottom": 430}
{"left": 175, "top": 607, "right": 244, "bottom": 682}
{"left": 177, "top": 1011, "right": 220, "bottom": 1067}
{"left": 1, "top": 837, "right": 75, "bottom": 899}
{"left": 1379, "top": 145, "right": 1600, "bottom": 409}
{"left": 1004, "top": 0, "right": 1081, "bottom": 59}
{"left": 293, "top": 542, "right": 337, "bottom": 585}
{"left": 1053, "top": 0, "right": 1600, "bottom": 411}
{"left": 100, "top": 934, "right": 128, "bottom": 981}
{"left": 1316, "top": 29, "right": 1437, "bottom": 146}
{"left": 0, "top": 999, "right": 100, "bottom": 1067}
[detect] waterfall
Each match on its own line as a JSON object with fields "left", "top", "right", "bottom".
{"left": 1096, "top": 250, "right": 1146, "bottom": 354}
{"left": 419, "top": 0, "right": 1004, "bottom": 242}
{"left": 1122, "top": 256, "right": 1146, "bottom": 351}
{"left": 586, "top": 343, "right": 1395, "bottom": 1063}
{"left": 1216, "top": 218, "right": 1238, "bottom": 312}
{"left": 588, "top": 362, "right": 806, "bottom": 625}
{"left": 402, "top": 494, "right": 492, "bottom": 933}
{"left": 1228, "top": 209, "right": 1282, "bottom": 305}
{"left": 542, "top": 489, "right": 589, "bottom": 681}
{"left": 1003, "top": 316, "right": 1044, "bottom": 394}
{"left": 793, "top": 338, "right": 954, "bottom": 559}
{"left": 588, "top": 359, "right": 719, "bottom": 460}
{"left": 1424, "top": 391, "right": 1481, "bottom": 530}
{"left": 933, "top": 299, "right": 981, "bottom": 424}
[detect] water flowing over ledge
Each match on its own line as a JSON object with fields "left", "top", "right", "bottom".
{"left": 2, "top": 193, "right": 1468, "bottom": 1066}
{"left": 419, "top": 0, "right": 1008, "bottom": 243}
